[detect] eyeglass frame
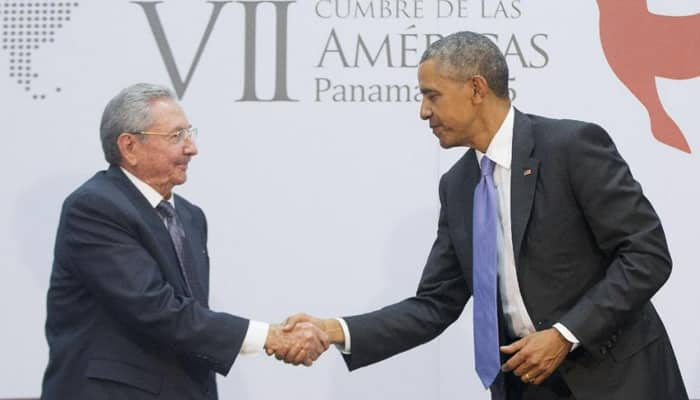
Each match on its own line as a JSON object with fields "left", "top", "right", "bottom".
{"left": 128, "top": 127, "right": 198, "bottom": 144}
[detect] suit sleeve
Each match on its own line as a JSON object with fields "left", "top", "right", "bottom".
{"left": 342, "top": 174, "right": 471, "bottom": 370}
{"left": 558, "top": 123, "right": 671, "bottom": 351}
{"left": 60, "top": 191, "right": 249, "bottom": 376}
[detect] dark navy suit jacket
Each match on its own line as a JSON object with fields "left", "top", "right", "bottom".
{"left": 42, "top": 165, "right": 249, "bottom": 400}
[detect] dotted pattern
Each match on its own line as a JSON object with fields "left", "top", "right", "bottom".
{"left": 1, "top": 1, "right": 78, "bottom": 100}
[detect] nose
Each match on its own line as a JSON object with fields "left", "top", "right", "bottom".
{"left": 183, "top": 138, "right": 198, "bottom": 156}
{"left": 420, "top": 99, "right": 431, "bottom": 120}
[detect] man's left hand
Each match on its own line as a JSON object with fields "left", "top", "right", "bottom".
{"left": 500, "top": 328, "right": 572, "bottom": 385}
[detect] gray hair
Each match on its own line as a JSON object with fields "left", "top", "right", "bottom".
{"left": 420, "top": 31, "right": 509, "bottom": 99}
{"left": 99, "top": 83, "right": 177, "bottom": 165}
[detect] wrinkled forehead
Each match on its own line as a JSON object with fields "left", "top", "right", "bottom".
{"left": 146, "top": 97, "right": 189, "bottom": 129}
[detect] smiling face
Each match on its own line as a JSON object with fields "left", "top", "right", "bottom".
{"left": 120, "top": 98, "right": 198, "bottom": 197}
{"left": 418, "top": 59, "right": 480, "bottom": 149}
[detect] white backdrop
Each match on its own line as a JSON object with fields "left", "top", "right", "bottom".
{"left": 1, "top": 0, "right": 698, "bottom": 398}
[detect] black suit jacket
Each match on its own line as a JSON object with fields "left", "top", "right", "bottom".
{"left": 41, "top": 165, "right": 249, "bottom": 400}
{"left": 342, "top": 110, "right": 688, "bottom": 399}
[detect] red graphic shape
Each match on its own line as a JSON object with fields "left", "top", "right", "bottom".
{"left": 597, "top": 0, "right": 700, "bottom": 153}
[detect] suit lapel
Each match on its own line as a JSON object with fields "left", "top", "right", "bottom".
{"left": 105, "top": 165, "right": 192, "bottom": 295}
{"left": 459, "top": 149, "right": 480, "bottom": 245}
{"left": 174, "top": 196, "right": 207, "bottom": 303}
{"left": 510, "top": 109, "right": 540, "bottom": 265}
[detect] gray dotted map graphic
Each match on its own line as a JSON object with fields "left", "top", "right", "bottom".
{"left": 1, "top": 1, "right": 78, "bottom": 100}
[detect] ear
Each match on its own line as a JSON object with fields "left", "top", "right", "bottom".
{"left": 116, "top": 133, "right": 140, "bottom": 167}
{"left": 471, "top": 75, "right": 490, "bottom": 103}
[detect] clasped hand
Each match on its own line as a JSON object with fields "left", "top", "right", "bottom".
{"left": 264, "top": 320, "right": 329, "bottom": 367}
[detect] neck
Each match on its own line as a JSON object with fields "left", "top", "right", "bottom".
{"left": 470, "top": 99, "right": 511, "bottom": 153}
{"left": 120, "top": 164, "right": 173, "bottom": 199}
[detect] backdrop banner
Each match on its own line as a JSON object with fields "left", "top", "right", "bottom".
{"left": 1, "top": 1, "right": 698, "bottom": 398}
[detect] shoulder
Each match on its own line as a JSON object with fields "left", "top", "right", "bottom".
{"left": 519, "top": 111, "right": 614, "bottom": 151}
{"left": 443, "top": 149, "right": 476, "bottom": 182}
{"left": 63, "top": 170, "right": 120, "bottom": 210}
{"left": 60, "top": 169, "right": 144, "bottom": 226}
{"left": 173, "top": 194, "right": 206, "bottom": 220}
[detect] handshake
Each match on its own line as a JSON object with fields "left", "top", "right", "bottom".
{"left": 263, "top": 313, "right": 343, "bottom": 367}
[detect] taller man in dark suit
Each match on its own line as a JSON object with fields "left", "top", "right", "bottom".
{"left": 41, "top": 83, "right": 329, "bottom": 400}
{"left": 283, "top": 31, "right": 688, "bottom": 399}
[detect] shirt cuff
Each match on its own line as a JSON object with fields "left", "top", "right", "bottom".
{"left": 335, "top": 318, "right": 351, "bottom": 354}
{"left": 239, "top": 320, "right": 270, "bottom": 355}
{"left": 553, "top": 322, "right": 580, "bottom": 351}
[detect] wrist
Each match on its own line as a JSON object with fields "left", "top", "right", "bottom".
{"left": 264, "top": 324, "right": 281, "bottom": 352}
{"left": 321, "top": 318, "right": 345, "bottom": 345}
{"left": 551, "top": 328, "right": 573, "bottom": 350}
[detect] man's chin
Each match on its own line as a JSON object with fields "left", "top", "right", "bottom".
{"left": 438, "top": 138, "right": 455, "bottom": 149}
{"left": 173, "top": 173, "right": 187, "bottom": 185}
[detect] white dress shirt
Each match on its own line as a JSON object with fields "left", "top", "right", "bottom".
{"left": 121, "top": 167, "right": 269, "bottom": 354}
{"left": 339, "top": 107, "right": 578, "bottom": 353}
{"left": 476, "top": 107, "right": 536, "bottom": 339}
{"left": 475, "top": 107, "right": 577, "bottom": 344}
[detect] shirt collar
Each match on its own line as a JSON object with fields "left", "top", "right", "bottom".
{"left": 476, "top": 106, "right": 514, "bottom": 171}
{"left": 120, "top": 167, "right": 175, "bottom": 209}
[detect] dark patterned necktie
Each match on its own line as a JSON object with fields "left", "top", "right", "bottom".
{"left": 473, "top": 156, "right": 500, "bottom": 388}
{"left": 156, "top": 200, "right": 204, "bottom": 302}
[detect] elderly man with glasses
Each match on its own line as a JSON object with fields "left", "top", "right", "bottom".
{"left": 40, "top": 83, "right": 328, "bottom": 400}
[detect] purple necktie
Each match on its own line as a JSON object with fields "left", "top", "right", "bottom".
{"left": 473, "top": 156, "right": 500, "bottom": 388}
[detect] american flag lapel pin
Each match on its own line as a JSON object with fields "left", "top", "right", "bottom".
{"left": 523, "top": 168, "right": 532, "bottom": 176}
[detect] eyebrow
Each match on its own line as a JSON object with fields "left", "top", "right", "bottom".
{"left": 420, "top": 88, "right": 438, "bottom": 96}
{"left": 171, "top": 124, "right": 192, "bottom": 133}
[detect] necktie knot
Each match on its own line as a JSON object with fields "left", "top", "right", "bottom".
{"left": 157, "top": 200, "right": 175, "bottom": 219}
{"left": 480, "top": 156, "right": 495, "bottom": 177}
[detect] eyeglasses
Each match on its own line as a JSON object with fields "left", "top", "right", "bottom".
{"left": 132, "top": 127, "right": 198, "bottom": 144}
